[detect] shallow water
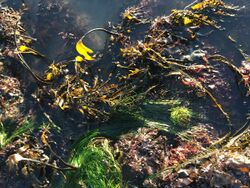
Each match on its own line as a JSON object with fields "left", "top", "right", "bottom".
{"left": 7, "top": 0, "right": 250, "bottom": 133}
{"left": 1, "top": 1, "right": 249, "bottom": 187}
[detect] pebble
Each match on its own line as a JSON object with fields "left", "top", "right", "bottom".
{"left": 178, "top": 169, "right": 189, "bottom": 178}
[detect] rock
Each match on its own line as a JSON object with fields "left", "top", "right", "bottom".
{"left": 176, "top": 177, "right": 193, "bottom": 187}
{"left": 177, "top": 169, "right": 189, "bottom": 178}
{"left": 209, "top": 170, "right": 242, "bottom": 188}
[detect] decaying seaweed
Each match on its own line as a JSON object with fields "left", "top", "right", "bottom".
{"left": 115, "top": 125, "right": 219, "bottom": 187}
{"left": 0, "top": 74, "right": 24, "bottom": 122}
{"left": 0, "top": 6, "right": 22, "bottom": 44}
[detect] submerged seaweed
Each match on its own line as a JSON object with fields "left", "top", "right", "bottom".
{"left": 0, "top": 0, "right": 249, "bottom": 187}
{"left": 65, "top": 132, "right": 122, "bottom": 188}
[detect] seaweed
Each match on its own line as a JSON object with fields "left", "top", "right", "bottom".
{"left": 170, "top": 106, "right": 193, "bottom": 126}
{"left": 8, "top": 0, "right": 243, "bottom": 128}
{"left": 65, "top": 132, "right": 122, "bottom": 188}
{"left": 0, "top": 120, "right": 34, "bottom": 148}
{"left": 0, "top": 0, "right": 249, "bottom": 187}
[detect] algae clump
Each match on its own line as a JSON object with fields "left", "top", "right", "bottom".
{"left": 170, "top": 107, "right": 193, "bottom": 126}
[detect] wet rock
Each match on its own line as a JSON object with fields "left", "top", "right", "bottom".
{"left": 177, "top": 169, "right": 189, "bottom": 178}
{"left": 175, "top": 177, "right": 193, "bottom": 187}
{"left": 210, "top": 170, "right": 243, "bottom": 188}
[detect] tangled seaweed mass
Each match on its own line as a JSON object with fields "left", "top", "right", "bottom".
{"left": 0, "top": 0, "right": 250, "bottom": 187}
{"left": 29, "top": 0, "right": 248, "bottom": 123}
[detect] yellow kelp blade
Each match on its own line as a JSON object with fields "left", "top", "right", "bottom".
{"left": 191, "top": 2, "right": 204, "bottom": 10}
{"left": 183, "top": 17, "right": 192, "bottom": 25}
{"left": 128, "top": 68, "right": 140, "bottom": 78}
{"left": 18, "top": 45, "right": 44, "bottom": 57}
{"left": 45, "top": 73, "right": 53, "bottom": 81}
{"left": 76, "top": 40, "right": 95, "bottom": 61}
{"left": 57, "top": 98, "right": 69, "bottom": 110}
{"left": 75, "top": 56, "right": 84, "bottom": 62}
{"left": 123, "top": 12, "right": 134, "bottom": 20}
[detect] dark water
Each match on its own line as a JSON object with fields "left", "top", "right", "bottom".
{"left": 7, "top": 0, "right": 250, "bottom": 133}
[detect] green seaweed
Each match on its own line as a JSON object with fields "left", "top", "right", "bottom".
{"left": 65, "top": 132, "right": 122, "bottom": 188}
{"left": 170, "top": 106, "right": 193, "bottom": 127}
{"left": 0, "top": 123, "right": 7, "bottom": 148}
{"left": 0, "top": 120, "right": 34, "bottom": 148}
